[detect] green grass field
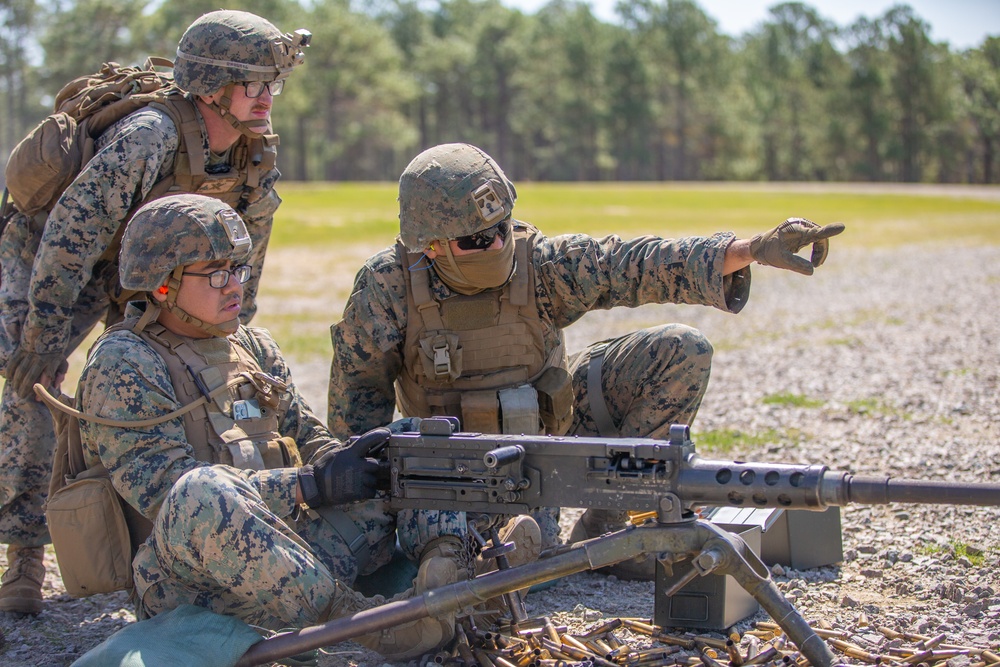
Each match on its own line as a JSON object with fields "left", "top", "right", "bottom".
{"left": 272, "top": 182, "right": 1000, "bottom": 249}
{"left": 7, "top": 182, "right": 999, "bottom": 396}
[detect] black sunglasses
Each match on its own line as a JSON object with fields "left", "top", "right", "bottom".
{"left": 453, "top": 218, "right": 511, "bottom": 251}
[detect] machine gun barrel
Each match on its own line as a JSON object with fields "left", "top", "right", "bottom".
{"left": 836, "top": 475, "right": 1000, "bottom": 506}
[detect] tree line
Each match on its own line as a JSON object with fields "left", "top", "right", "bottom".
{"left": 1, "top": 0, "right": 998, "bottom": 185}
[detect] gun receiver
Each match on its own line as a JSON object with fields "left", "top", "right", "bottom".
{"left": 385, "top": 419, "right": 1000, "bottom": 516}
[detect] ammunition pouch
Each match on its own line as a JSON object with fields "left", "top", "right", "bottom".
{"left": 499, "top": 385, "right": 540, "bottom": 435}
{"left": 449, "top": 372, "right": 572, "bottom": 436}
{"left": 535, "top": 366, "right": 574, "bottom": 435}
{"left": 460, "top": 389, "right": 499, "bottom": 433}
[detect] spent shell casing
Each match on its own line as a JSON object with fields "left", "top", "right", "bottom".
{"left": 652, "top": 633, "right": 697, "bottom": 650}
{"left": 543, "top": 619, "right": 563, "bottom": 644}
{"left": 622, "top": 619, "right": 659, "bottom": 636}
{"left": 474, "top": 648, "right": 498, "bottom": 667}
{"left": 694, "top": 636, "right": 729, "bottom": 651}
{"left": 916, "top": 634, "right": 947, "bottom": 651}
{"left": 725, "top": 639, "right": 744, "bottom": 666}
{"left": 743, "top": 646, "right": 779, "bottom": 666}
{"left": 580, "top": 619, "right": 625, "bottom": 639}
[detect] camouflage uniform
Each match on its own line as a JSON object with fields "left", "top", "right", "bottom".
{"left": 329, "top": 227, "right": 751, "bottom": 543}
{"left": 66, "top": 193, "right": 468, "bottom": 654}
{"left": 78, "top": 322, "right": 464, "bottom": 628}
{"left": 0, "top": 10, "right": 293, "bottom": 554}
{"left": 331, "top": 228, "right": 749, "bottom": 437}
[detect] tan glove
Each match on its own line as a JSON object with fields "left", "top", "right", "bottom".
{"left": 5, "top": 349, "right": 67, "bottom": 399}
{"left": 749, "top": 218, "right": 846, "bottom": 276}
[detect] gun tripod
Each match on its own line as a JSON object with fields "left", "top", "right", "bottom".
{"left": 237, "top": 498, "right": 837, "bottom": 667}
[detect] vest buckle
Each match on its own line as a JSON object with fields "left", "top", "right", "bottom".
{"left": 432, "top": 342, "right": 452, "bottom": 378}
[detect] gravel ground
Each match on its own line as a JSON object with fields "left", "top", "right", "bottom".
{"left": 1, "top": 237, "right": 998, "bottom": 666}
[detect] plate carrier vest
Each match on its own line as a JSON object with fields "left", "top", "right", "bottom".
{"left": 397, "top": 223, "right": 574, "bottom": 435}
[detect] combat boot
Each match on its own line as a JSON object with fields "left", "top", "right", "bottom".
{"left": 476, "top": 515, "right": 543, "bottom": 576}
{"left": 570, "top": 509, "right": 655, "bottom": 580}
{"left": 0, "top": 545, "right": 45, "bottom": 615}
{"left": 420, "top": 516, "right": 542, "bottom": 628}
{"left": 328, "top": 549, "right": 459, "bottom": 661}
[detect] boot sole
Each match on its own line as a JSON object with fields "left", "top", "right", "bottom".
{"left": 0, "top": 598, "right": 43, "bottom": 615}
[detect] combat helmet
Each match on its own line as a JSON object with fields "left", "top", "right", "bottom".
{"left": 399, "top": 143, "right": 517, "bottom": 252}
{"left": 174, "top": 9, "right": 310, "bottom": 135}
{"left": 121, "top": 194, "right": 253, "bottom": 336}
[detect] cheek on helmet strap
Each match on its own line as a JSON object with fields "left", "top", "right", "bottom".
{"left": 163, "top": 265, "right": 240, "bottom": 338}
{"left": 209, "top": 83, "right": 272, "bottom": 138}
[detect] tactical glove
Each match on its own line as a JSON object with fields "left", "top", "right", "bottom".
{"left": 4, "top": 349, "right": 67, "bottom": 399}
{"left": 749, "top": 218, "right": 846, "bottom": 276}
{"left": 298, "top": 428, "right": 386, "bottom": 508}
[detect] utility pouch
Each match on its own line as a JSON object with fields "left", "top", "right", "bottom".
{"left": 535, "top": 366, "right": 574, "bottom": 435}
{"left": 44, "top": 391, "right": 135, "bottom": 596}
{"left": 46, "top": 472, "right": 133, "bottom": 596}
{"left": 418, "top": 333, "right": 462, "bottom": 381}
{"left": 260, "top": 435, "right": 303, "bottom": 469}
{"left": 460, "top": 390, "right": 500, "bottom": 433}
{"left": 499, "top": 384, "right": 541, "bottom": 435}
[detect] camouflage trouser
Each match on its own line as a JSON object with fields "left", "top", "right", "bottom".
{"left": 0, "top": 212, "right": 108, "bottom": 547}
{"left": 568, "top": 323, "right": 713, "bottom": 439}
{"left": 531, "top": 324, "right": 713, "bottom": 545}
{"left": 134, "top": 466, "right": 466, "bottom": 629}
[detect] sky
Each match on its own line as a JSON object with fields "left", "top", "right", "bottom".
{"left": 501, "top": 0, "right": 999, "bottom": 50}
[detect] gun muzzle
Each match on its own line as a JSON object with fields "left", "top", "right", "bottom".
{"left": 840, "top": 474, "right": 1000, "bottom": 506}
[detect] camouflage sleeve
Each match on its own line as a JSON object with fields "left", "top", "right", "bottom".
{"left": 533, "top": 231, "right": 749, "bottom": 328}
{"left": 79, "top": 329, "right": 302, "bottom": 521}
{"left": 235, "top": 168, "right": 282, "bottom": 325}
{"left": 77, "top": 330, "right": 206, "bottom": 520}
{"left": 22, "top": 109, "right": 179, "bottom": 355}
{"left": 236, "top": 326, "right": 338, "bottom": 462}
{"left": 327, "top": 249, "right": 406, "bottom": 441}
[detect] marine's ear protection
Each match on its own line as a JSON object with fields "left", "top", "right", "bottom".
{"left": 158, "top": 285, "right": 169, "bottom": 295}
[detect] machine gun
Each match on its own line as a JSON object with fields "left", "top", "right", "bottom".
{"left": 237, "top": 418, "right": 1000, "bottom": 667}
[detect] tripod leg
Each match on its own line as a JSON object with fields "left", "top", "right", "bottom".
{"left": 700, "top": 524, "right": 836, "bottom": 667}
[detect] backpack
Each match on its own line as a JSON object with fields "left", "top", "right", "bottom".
{"left": 4, "top": 57, "right": 179, "bottom": 217}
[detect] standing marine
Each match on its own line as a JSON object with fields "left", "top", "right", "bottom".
{"left": 0, "top": 9, "right": 308, "bottom": 614}
{"left": 328, "top": 142, "right": 845, "bottom": 561}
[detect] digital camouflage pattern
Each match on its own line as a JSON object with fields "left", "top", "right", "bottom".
{"left": 78, "top": 324, "right": 465, "bottom": 627}
{"left": 120, "top": 194, "right": 252, "bottom": 291}
{"left": 174, "top": 10, "right": 306, "bottom": 95}
{"left": 0, "top": 98, "right": 278, "bottom": 549}
{"left": 398, "top": 143, "right": 517, "bottom": 252}
{"left": 330, "top": 229, "right": 748, "bottom": 547}
{"left": 329, "top": 229, "right": 749, "bottom": 441}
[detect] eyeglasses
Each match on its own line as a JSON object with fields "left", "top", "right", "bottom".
{"left": 182, "top": 264, "right": 252, "bottom": 289}
{"left": 453, "top": 218, "right": 511, "bottom": 251}
{"left": 241, "top": 80, "right": 284, "bottom": 98}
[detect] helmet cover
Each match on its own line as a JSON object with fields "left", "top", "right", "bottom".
{"left": 174, "top": 9, "right": 309, "bottom": 95}
{"left": 398, "top": 143, "right": 517, "bottom": 252}
{"left": 120, "top": 194, "right": 252, "bottom": 291}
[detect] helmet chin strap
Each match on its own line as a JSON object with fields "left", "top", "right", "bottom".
{"left": 157, "top": 267, "right": 241, "bottom": 338}
{"left": 206, "top": 82, "right": 271, "bottom": 138}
